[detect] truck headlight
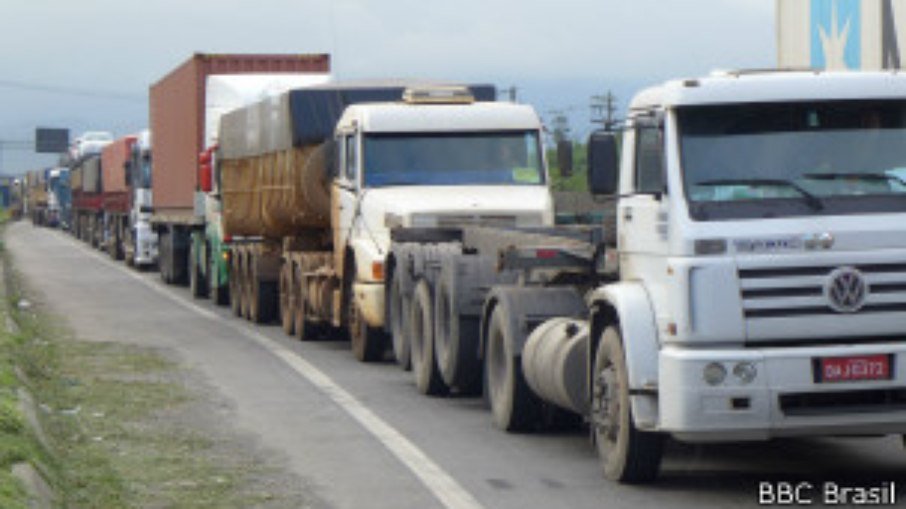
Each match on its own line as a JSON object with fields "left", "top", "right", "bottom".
{"left": 732, "top": 362, "right": 757, "bottom": 384}
{"left": 703, "top": 362, "right": 727, "bottom": 386}
{"left": 384, "top": 213, "right": 404, "bottom": 229}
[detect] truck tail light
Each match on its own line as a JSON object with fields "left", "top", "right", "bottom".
{"left": 535, "top": 249, "right": 558, "bottom": 259}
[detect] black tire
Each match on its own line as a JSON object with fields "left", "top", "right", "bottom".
{"left": 280, "top": 264, "right": 295, "bottom": 335}
{"left": 189, "top": 241, "right": 208, "bottom": 299}
{"left": 389, "top": 268, "right": 411, "bottom": 370}
{"left": 434, "top": 275, "right": 481, "bottom": 394}
{"left": 230, "top": 255, "right": 242, "bottom": 317}
{"left": 409, "top": 279, "right": 448, "bottom": 396}
{"left": 295, "top": 265, "right": 322, "bottom": 342}
{"left": 242, "top": 259, "right": 253, "bottom": 321}
{"left": 593, "top": 327, "right": 663, "bottom": 483}
{"left": 485, "top": 304, "right": 541, "bottom": 432}
{"left": 210, "top": 251, "right": 229, "bottom": 306}
{"left": 347, "top": 280, "right": 386, "bottom": 362}
{"left": 249, "top": 258, "right": 277, "bottom": 324}
{"left": 159, "top": 230, "right": 172, "bottom": 284}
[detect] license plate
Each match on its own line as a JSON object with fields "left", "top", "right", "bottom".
{"left": 814, "top": 354, "right": 893, "bottom": 383}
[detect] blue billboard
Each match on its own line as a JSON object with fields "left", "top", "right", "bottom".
{"left": 811, "top": 0, "right": 861, "bottom": 69}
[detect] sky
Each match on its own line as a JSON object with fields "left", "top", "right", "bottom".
{"left": 0, "top": 0, "right": 775, "bottom": 175}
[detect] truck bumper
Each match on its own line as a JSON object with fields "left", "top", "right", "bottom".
{"left": 354, "top": 282, "right": 384, "bottom": 328}
{"left": 658, "top": 343, "right": 906, "bottom": 442}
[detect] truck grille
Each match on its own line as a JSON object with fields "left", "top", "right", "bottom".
{"left": 436, "top": 215, "right": 518, "bottom": 228}
{"left": 780, "top": 388, "right": 906, "bottom": 416}
{"left": 739, "top": 262, "right": 906, "bottom": 319}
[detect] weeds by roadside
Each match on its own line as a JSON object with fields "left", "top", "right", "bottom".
{"left": 0, "top": 226, "right": 312, "bottom": 508}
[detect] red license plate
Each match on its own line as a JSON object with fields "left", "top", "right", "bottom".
{"left": 816, "top": 354, "right": 892, "bottom": 383}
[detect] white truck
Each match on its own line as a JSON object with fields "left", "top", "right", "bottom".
{"left": 384, "top": 69, "right": 906, "bottom": 483}
{"left": 127, "top": 130, "right": 158, "bottom": 266}
{"left": 211, "top": 84, "right": 555, "bottom": 364}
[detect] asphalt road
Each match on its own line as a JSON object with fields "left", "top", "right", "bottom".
{"left": 6, "top": 221, "right": 906, "bottom": 509}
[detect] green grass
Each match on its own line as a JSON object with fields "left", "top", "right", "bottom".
{"left": 0, "top": 227, "right": 306, "bottom": 508}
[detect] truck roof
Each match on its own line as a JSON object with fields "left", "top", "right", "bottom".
{"left": 630, "top": 70, "right": 906, "bottom": 111}
{"left": 339, "top": 101, "right": 542, "bottom": 133}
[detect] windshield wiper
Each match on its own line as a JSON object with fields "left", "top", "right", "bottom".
{"left": 802, "top": 172, "right": 906, "bottom": 186}
{"left": 695, "top": 178, "right": 824, "bottom": 211}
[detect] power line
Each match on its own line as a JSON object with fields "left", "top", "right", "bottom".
{"left": 0, "top": 79, "right": 145, "bottom": 103}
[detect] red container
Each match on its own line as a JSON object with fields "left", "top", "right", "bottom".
{"left": 149, "top": 53, "right": 331, "bottom": 217}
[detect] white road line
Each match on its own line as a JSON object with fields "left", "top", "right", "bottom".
{"left": 56, "top": 230, "right": 484, "bottom": 509}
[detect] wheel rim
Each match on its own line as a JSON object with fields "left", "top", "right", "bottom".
{"left": 594, "top": 357, "right": 621, "bottom": 459}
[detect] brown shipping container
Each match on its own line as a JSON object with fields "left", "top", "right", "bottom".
{"left": 149, "top": 53, "right": 330, "bottom": 216}
{"left": 101, "top": 135, "right": 136, "bottom": 194}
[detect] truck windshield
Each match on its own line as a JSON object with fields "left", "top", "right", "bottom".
{"left": 679, "top": 100, "right": 906, "bottom": 220}
{"left": 362, "top": 131, "right": 544, "bottom": 187}
{"left": 140, "top": 156, "right": 152, "bottom": 189}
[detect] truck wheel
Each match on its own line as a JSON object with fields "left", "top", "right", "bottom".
{"left": 189, "top": 242, "right": 208, "bottom": 299}
{"left": 249, "top": 258, "right": 277, "bottom": 324}
{"left": 230, "top": 255, "right": 242, "bottom": 317}
{"left": 241, "top": 258, "right": 252, "bottom": 320}
{"left": 409, "top": 279, "right": 448, "bottom": 395}
{"left": 159, "top": 231, "right": 171, "bottom": 284}
{"left": 210, "top": 253, "right": 229, "bottom": 306}
{"left": 389, "top": 269, "right": 411, "bottom": 370}
{"left": 348, "top": 284, "right": 386, "bottom": 362}
{"left": 280, "top": 264, "right": 295, "bottom": 335}
{"left": 434, "top": 274, "right": 481, "bottom": 395}
{"left": 485, "top": 304, "right": 541, "bottom": 432}
{"left": 294, "top": 266, "right": 322, "bottom": 341}
{"left": 593, "top": 327, "right": 663, "bottom": 483}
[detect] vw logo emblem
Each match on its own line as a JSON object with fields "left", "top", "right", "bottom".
{"left": 824, "top": 267, "right": 869, "bottom": 313}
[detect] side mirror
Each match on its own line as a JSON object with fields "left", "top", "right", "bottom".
{"left": 556, "top": 140, "right": 573, "bottom": 177}
{"left": 587, "top": 131, "right": 619, "bottom": 195}
{"left": 124, "top": 161, "right": 132, "bottom": 185}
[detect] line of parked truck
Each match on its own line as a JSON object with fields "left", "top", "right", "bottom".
{"left": 20, "top": 52, "right": 906, "bottom": 483}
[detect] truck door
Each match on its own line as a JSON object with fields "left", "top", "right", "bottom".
{"left": 618, "top": 116, "right": 670, "bottom": 278}
{"left": 333, "top": 131, "right": 359, "bottom": 277}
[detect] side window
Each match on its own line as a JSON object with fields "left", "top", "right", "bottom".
{"left": 345, "top": 134, "right": 357, "bottom": 182}
{"left": 635, "top": 126, "right": 665, "bottom": 194}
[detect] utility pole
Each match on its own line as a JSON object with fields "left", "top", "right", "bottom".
{"left": 591, "top": 91, "right": 619, "bottom": 131}
{"left": 546, "top": 109, "right": 571, "bottom": 144}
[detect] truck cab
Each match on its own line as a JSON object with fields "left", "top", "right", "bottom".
{"left": 585, "top": 70, "right": 906, "bottom": 480}
{"left": 333, "top": 87, "right": 554, "bottom": 351}
{"left": 128, "top": 130, "right": 157, "bottom": 266}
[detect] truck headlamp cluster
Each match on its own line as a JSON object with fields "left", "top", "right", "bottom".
{"left": 703, "top": 361, "right": 758, "bottom": 386}
{"left": 703, "top": 362, "right": 727, "bottom": 385}
{"left": 732, "top": 362, "right": 757, "bottom": 384}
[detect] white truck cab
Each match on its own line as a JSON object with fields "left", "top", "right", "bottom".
{"left": 586, "top": 70, "right": 906, "bottom": 473}
{"left": 334, "top": 88, "right": 554, "bottom": 329}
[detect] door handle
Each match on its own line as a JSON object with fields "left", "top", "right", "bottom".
{"left": 623, "top": 208, "right": 633, "bottom": 222}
